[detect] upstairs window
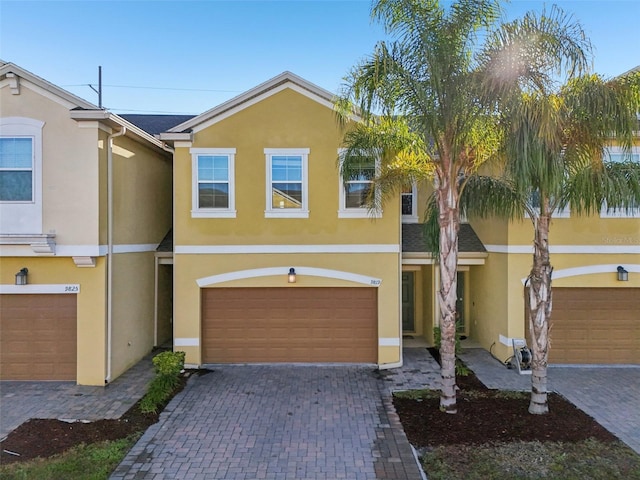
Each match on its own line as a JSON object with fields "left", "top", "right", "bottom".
{"left": 600, "top": 146, "right": 640, "bottom": 218}
{"left": 265, "top": 148, "right": 309, "bottom": 218}
{"left": 190, "top": 148, "right": 236, "bottom": 218}
{"left": 401, "top": 183, "right": 418, "bottom": 223}
{"left": 0, "top": 137, "right": 33, "bottom": 202}
{"left": 338, "top": 150, "right": 381, "bottom": 218}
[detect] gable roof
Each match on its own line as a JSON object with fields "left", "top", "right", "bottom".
{"left": 1, "top": 60, "right": 170, "bottom": 153}
{"left": 162, "top": 71, "right": 337, "bottom": 137}
{"left": 120, "top": 114, "right": 196, "bottom": 136}
{"left": 0, "top": 60, "right": 97, "bottom": 110}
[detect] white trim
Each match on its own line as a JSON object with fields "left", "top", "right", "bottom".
{"left": 265, "top": 148, "right": 309, "bottom": 218}
{"left": 174, "top": 337, "right": 199, "bottom": 347}
{"left": 0, "top": 117, "right": 44, "bottom": 234}
{"left": 175, "top": 244, "right": 400, "bottom": 254}
{"left": 401, "top": 182, "right": 419, "bottom": 223}
{"left": 378, "top": 337, "right": 401, "bottom": 347}
{"left": 0, "top": 284, "right": 80, "bottom": 294}
{"left": 520, "top": 263, "right": 640, "bottom": 284}
{"left": 112, "top": 244, "right": 158, "bottom": 254}
{"left": 197, "top": 266, "right": 382, "bottom": 287}
{"left": 0, "top": 243, "right": 160, "bottom": 257}
{"left": 337, "top": 148, "right": 382, "bottom": 219}
{"left": 168, "top": 73, "right": 338, "bottom": 133}
{"left": 190, "top": 148, "right": 236, "bottom": 218}
{"left": 485, "top": 244, "right": 640, "bottom": 254}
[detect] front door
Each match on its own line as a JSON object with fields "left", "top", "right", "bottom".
{"left": 456, "top": 272, "right": 466, "bottom": 336}
{"left": 402, "top": 272, "right": 415, "bottom": 332}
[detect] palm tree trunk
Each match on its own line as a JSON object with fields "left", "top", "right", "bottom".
{"left": 437, "top": 179, "right": 460, "bottom": 414}
{"left": 528, "top": 213, "right": 552, "bottom": 415}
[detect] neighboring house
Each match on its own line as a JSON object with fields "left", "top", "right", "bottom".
{"left": 0, "top": 62, "right": 173, "bottom": 385}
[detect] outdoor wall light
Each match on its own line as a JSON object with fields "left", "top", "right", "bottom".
{"left": 288, "top": 267, "right": 296, "bottom": 284}
{"left": 617, "top": 266, "right": 629, "bottom": 282}
{"left": 15, "top": 267, "right": 28, "bottom": 285}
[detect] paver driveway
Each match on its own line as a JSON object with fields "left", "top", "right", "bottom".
{"left": 111, "top": 365, "right": 424, "bottom": 480}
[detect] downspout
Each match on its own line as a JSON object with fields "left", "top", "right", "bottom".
{"left": 106, "top": 127, "right": 126, "bottom": 384}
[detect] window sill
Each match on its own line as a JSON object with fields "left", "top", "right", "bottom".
{"left": 191, "top": 210, "right": 237, "bottom": 218}
{"left": 338, "top": 209, "right": 382, "bottom": 219}
{"left": 600, "top": 209, "right": 640, "bottom": 218}
{"left": 402, "top": 215, "right": 419, "bottom": 224}
{"left": 265, "top": 210, "right": 309, "bottom": 219}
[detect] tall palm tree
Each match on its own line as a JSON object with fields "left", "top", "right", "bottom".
{"left": 461, "top": 10, "right": 640, "bottom": 414}
{"left": 336, "top": 0, "right": 506, "bottom": 413}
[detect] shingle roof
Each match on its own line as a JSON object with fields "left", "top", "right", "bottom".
{"left": 402, "top": 223, "right": 486, "bottom": 253}
{"left": 120, "top": 114, "right": 196, "bottom": 136}
{"left": 156, "top": 228, "right": 173, "bottom": 252}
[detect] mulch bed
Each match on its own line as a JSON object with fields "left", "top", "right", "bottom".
{"left": 393, "top": 348, "right": 619, "bottom": 447}
{"left": 0, "top": 371, "right": 198, "bottom": 464}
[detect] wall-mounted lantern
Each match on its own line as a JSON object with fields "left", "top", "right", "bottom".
{"left": 15, "top": 268, "right": 28, "bottom": 285}
{"left": 288, "top": 267, "right": 296, "bottom": 284}
{"left": 617, "top": 266, "right": 629, "bottom": 282}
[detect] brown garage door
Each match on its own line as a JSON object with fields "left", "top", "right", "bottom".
{"left": 546, "top": 288, "right": 640, "bottom": 364}
{"left": 0, "top": 294, "right": 77, "bottom": 380}
{"left": 202, "top": 287, "right": 377, "bottom": 363}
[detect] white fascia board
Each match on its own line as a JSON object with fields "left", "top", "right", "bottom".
{"left": 175, "top": 244, "right": 400, "bottom": 254}
{"left": 0, "top": 284, "right": 80, "bottom": 294}
{"left": 168, "top": 71, "right": 337, "bottom": 133}
{"left": 486, "top": 244, "right": 640, "bottom": 254}
{"left": 0, "top": 62, "right": 97, "bottom": 110}
{"left": 158, "top": 132, "right": 192, "bottom": 142}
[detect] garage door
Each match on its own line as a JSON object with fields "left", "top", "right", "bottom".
{"left": 0, "top": 294, "right": 77, "bottom": 380}
{"left": 547, "top": 288, "right": 640, "bottom": 364}
{"left": 202, "top": 287, "right": 377, "bottom": 363}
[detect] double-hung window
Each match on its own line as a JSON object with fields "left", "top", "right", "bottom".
{"left": 0, "top": 137, "right": 33, "bottom": 202}
{"left": 401, "top": 183, "right": 418, "bottom": 223}
{"left": 338, "top": 149, "right": 381, "bottom": 218}
{"left": 190, "top": 148, "right": 236, "bottom": 218}
{"left": 600, "top": 146, "right": 640, "bottom": 218}
{"left": 265, "top": 148, "right": 309, "bottom": 218}
{"left": 0, "top": 117, "right": 44, "bottom": 234}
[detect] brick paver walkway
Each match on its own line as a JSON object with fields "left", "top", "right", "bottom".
{"left": 111, "top": 366, "right": 424, "bottom": 480}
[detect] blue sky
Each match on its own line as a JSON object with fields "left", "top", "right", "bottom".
{"left": 1, "top": 0, "right": 638, "bottom": 115}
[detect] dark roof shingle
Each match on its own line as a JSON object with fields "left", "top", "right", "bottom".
{"left": 402, "top": 223, "right": 486, "bottom": 253}
{"left": 120, "top": 114, "right": 195, "bottom": 136}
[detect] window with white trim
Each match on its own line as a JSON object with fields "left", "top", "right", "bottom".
{"left": 526, "top": 190, "right": 571, "bottom": 218}
{"left": 0, "top": 137, "right": 33, "bottom": 201}
{"left": 190, "top": 148, "right": 236, "bottom": 218}
{"left": 338, "top": 149, "right": 381, "bottom": 218}
{"left": 0, "top": 117, "right": 44, "bottom": 234}
{"left": 265, "top": 148, "right": 309, "bottom": 218}
{"left": 401, "top": 183, "right": 418, "bottom": 223}
{"left": 600, "top": 146, "right": 640, "bottom": 218}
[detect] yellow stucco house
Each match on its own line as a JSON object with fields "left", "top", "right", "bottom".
{"left": 157, "top": 71, "right": 638, "bottom": 369}
{"left": 0, "top": 62, "right": 173, "bottom": 385}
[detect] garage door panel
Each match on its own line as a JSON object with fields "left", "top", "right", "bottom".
{"left": 202, "top": 287, "right": 377, "bottom": 364}
{"left": 1, "top": 294, "right": 77, "bottom": 381}
{"left": 547, "top": 288, "right": 639, "bottom": 364}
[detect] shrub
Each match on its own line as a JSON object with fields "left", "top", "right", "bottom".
{"left": 139, "top": 351, "right": 185, "bottom": 414}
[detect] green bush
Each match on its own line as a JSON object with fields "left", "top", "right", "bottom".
{"left": 139, "top": 351, "right": 185, "bottom": 414}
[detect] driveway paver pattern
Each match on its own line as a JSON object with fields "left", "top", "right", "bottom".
{"left": 111, "top": 365, "right": 424, "bottom": 480}
{"left": 0, "top": 354, "right": 155, "bottom": 441}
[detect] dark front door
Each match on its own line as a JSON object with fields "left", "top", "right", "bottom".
{"left": 402, "top": 272, "right": 415, "bottom": 332}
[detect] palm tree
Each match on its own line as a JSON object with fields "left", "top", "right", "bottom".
{"left": 461, "top": 11, "right": 640, "bottom": 414}
{"left": 335, "top": 0, "right": 505, "bottom": 414}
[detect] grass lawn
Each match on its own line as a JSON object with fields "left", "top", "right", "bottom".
{"left": 0, "top": 436, "right": 138, "bottom": 480}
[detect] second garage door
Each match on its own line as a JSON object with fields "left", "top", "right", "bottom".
{"left": 202, "top": 287, "right": 378, "bottom": 364}
{"left": 0, "top": 294, "right": 77, "bottom": 381}
{"left": 547, "top": 288, "right": 640, "bottom": 364}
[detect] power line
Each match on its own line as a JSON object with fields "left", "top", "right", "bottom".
{"left": 62, "top": 83, "right": 242, "bottom": 93}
